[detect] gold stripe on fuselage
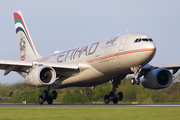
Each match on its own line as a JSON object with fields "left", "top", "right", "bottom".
{"left": 87, "top": 48, "right": 156, "bottom": 63}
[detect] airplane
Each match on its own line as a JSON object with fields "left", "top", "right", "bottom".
{"left": 0, "top": 10, "right": 178, "bottom": 105}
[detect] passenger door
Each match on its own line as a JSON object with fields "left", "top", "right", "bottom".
{"left": 119, "top": 36, "right": 128, "bottom": 51}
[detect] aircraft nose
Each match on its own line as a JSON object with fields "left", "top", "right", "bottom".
{"left": 135, "top": 41, "right": 156, "bottom": 67}
{"left": 149, "top": 42, "right": 156, "bottom": 49}
{"left": 142, "top": 42, "right": 156, "bottom": 64}
{"left": 148, "top": 42, "right": 156, "bottom": 54}
{"left": 150, "top": 44, "right": 156, "bottom": 58}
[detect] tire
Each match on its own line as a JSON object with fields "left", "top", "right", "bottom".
{"left": 43, "top": 90, "right": 48, "bottom": 100}
{"left": 113, "top": 97, "right": 118, "bottom": 104}
{"left": 109, "top": 91, "right": 115, "bottom": 101}
{"left": 39, "top": 95, "right": 44, "bottom": 105}
{"left": 104, "top": 95, "right": 110, "bottom": 104}
{"left": 51, "top": 91, "right": 57, "bottom": 99}
{"left": 118, "top": 92, "right": 123, "bottom": 101}
{"left": 47, "top": 96, "right": 53, "bottom": 104}
{"left": 136, "top": 78, "right": 140, "bottom": 85}
{"left": 131, "top": 78, "right": 136, "bottom": 85}
{"left": 109, "top": 91, "right": 115, "bottom": 97}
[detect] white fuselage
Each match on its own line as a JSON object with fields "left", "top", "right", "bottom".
{"left": 37, "top": 33, "right": 156, "bottom": 88}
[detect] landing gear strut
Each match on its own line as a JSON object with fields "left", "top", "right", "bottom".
{"left": 39, "top": 86, "right": 57, "bottom": 105}
{"left": 104, "top": 75, "right": 124, "bottom": 104}
{"left": 131, "top": 66, "right": 142, "bottom": 85}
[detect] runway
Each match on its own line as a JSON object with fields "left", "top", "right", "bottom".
{"left": 0, "top": 103, "right": 180, "bottom": 107}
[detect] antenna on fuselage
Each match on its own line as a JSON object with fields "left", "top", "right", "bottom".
{"left": 54, "top": 51, "right": 60, "bottom": 54}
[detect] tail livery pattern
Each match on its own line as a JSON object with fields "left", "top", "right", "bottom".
{"left": 14, "top": 10, "right": 41, "bottom": 61}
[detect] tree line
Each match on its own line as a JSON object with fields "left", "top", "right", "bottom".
{"left": 0, "top": 74, "right": 180, "bottom": 103}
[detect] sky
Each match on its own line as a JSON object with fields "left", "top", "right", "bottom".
{"left": 0, "top": 0, "right": 180, "bottom": 84}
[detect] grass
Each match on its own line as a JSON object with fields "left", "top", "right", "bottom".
{"left": 0, "top": 107, "right": 180, "bottom": 120}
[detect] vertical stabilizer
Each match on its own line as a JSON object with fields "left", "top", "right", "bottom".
{"left": 14, "top": 10, "right": 41, "bottom": 61}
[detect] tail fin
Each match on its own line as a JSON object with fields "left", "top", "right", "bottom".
{"left": 14, "top": 10, "right": 41, "bottom": 61}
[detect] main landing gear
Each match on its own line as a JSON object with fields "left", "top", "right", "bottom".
{"left": 39, "top": 86, "right": 57, "bottom": 105}
{"left": 131, "top": 66, "right": 142, "bottom": 85}
{"left": 104, "top": 75, "right": 124, "bottom": 104}
{"left": 104, "top": 91, "right": 123, "bottom": 104}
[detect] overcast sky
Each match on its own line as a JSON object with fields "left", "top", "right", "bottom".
{"left": 0, "top": 0, "right": 180, "bottom": 84}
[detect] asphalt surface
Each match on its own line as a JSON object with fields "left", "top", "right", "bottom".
{"left": 0, "top": 103, "right": 180, "bottom": 107}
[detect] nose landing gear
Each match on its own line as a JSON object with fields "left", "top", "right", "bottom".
{"left": 131, "top": 66, "right": 142, "bottom": 85}
{"left": 131, "top": 78, "right": 140, "bottom": 85}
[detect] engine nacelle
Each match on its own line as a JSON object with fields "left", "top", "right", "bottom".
{"left": 142, "top": 68, "right": 172, "bottom": 89}
{"left": 25, "top": 66, "right": 56, "bottom": 87}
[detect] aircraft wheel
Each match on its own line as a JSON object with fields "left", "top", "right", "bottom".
{"left": 118, "top": 92, "right": 123, "bottom": 101}
{"left": 47, "top": 96, "right": 53, "bottom": 104}
{"left": 113, "top": 97, "right": 118, "bottom": 104}
{"left": 109, "top": 91, "right": 115, "bottom": 97}
{"left": 39, "top": 95, "right": 44, "bottom": 105}
{"left": 52, "top": 91, "right": 57, "bottom": 99}
{"left": 104, "top": 95, "right": 110, "bottom": 104}
{"left": 109, "top": 91, "right": 115, "bottom": 100}
{"left": 43, "top": 90, "right": 49, "bottom": 100}
{"left": 131, "top": 78, "right": 136, "bottom": 85}
{"left": 136, "top": 78, "right": 140, "bottom": 85}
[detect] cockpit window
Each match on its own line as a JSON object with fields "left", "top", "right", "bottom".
{"left": 142, "top": 38, "right": 148, "bottom": 41}
{"left": 134, "top": 38, "right": 153, "bottom": 43}
{"left": 134, "top": 39, "right": 139, "bottom": 43}
{"left": 149, "top": 38, "right": 153, "bottom": 41}
{"left": 134, "top": 38, "right": 141, "bottom": 43}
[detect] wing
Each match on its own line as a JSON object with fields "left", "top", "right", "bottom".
{"left": 143, "top": 63, "right": 180, "bottom": 74}
{"left": 150, "top": 63, "right": 180, "bottom": 69}
{"left": 0, "top": 60, "right": 32, "bottom": 75}
{"left": 0, "top": 59, "right": 89, "bottom": 76}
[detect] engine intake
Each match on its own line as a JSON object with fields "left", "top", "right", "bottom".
{"left": 142, "top": 68, "right": 172, "bottom": 89}
{"left": 40, "top": 68, "right": 53, "bottom": 83}
{"left": 25, "top": 66, "right": 56, "bottom": 87}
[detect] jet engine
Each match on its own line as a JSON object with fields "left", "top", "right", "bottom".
{"left": 142, "top": 68, "right": 172, "bottom": 89}
{"left": 25, "top": 66, "right": 56, "bottom": 87}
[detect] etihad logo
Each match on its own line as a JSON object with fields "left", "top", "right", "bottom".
{"left": 106, "top": 36, "right": 118, "bottom": 45}
{"left": 57, "top": 42, "right": 99, "bottom": 62}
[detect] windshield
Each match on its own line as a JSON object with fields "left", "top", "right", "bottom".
{"left": 134, "top": 38, "right": 153, "bottom": 43}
